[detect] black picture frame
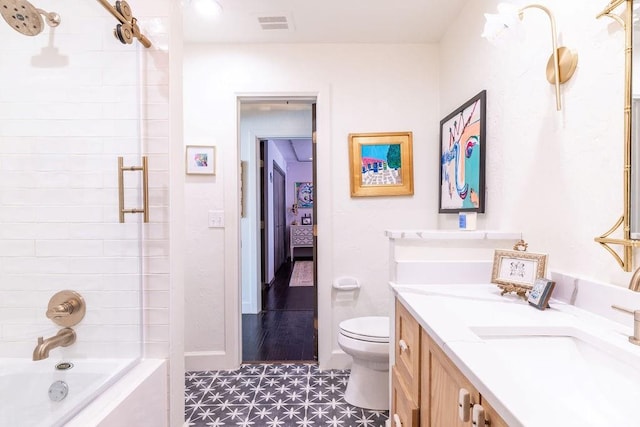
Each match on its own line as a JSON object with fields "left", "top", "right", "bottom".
{"left": 439, "top": 90, "right": 486, "bottom": 213}
{"left": 301, "top": 216, "right": 312, "bottom": 225}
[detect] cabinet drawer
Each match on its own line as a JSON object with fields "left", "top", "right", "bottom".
{"left": 392, "top": 366, "right": 420, "bottom": 427}
{"left": 292, "top": 235, "right": 313, "bottom": 245}
{"left": 394, "top": 300, "right": 421, "bottom": 402}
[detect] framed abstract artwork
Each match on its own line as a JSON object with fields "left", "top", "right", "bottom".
{"left": 185, "top": 145, "right": 215, "bottom": 175}
{"left": 439, "top": 90, "right": 486, "bottom": 213}
{"left": 348, "top": 131, "right": 414, "bottom": 197}
{"left": 295, "top": 182, "right": 313, "bottom": 208}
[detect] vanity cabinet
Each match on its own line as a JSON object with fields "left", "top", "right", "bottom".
{"left": 392, "top": 299, "right": 508, "bottom": 427}
{"left": 392, "top": 301, "right": 421, "bottom": 426}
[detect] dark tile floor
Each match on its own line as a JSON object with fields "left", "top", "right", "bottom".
{"left": 185, "top": 363, "right": 389, "bottom": 427}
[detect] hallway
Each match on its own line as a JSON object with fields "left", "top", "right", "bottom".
{"left": 242, "top": 259, "right": 315, "bottom": 361}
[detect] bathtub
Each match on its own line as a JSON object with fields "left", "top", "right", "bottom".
{"left": 0, "top": 358, "right": 137, "bottom": 427}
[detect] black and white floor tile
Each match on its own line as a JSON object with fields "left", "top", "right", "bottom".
{"left": 185, "top": 363, "right": 389, "bottom": 427}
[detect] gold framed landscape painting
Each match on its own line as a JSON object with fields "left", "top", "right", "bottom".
{"left": 348, "top": 131, "right": 414, "bottom": 197}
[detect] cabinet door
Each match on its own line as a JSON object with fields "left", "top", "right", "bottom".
{"left": 395, "top": 300, "right": 421, "bottom": 402}
{"left": 481, "top": 397, "right": 510, "bottom": 427}
{"left": 426, "top": 333, "right": 480, "bottom": 427}
{"left": 391, "top": 366, "right": 420, "bottom": 427}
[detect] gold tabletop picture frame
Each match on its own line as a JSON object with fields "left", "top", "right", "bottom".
{"left": 491, "top": 249, "right": 548, "bottom": 299}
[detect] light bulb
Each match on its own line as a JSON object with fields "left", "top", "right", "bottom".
{"left": 191, "top": 0, "right": 222, "bottom": 18}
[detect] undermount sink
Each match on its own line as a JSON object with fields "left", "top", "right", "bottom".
{"left": 469, "top": 326, "right": 640, "bottom": 425}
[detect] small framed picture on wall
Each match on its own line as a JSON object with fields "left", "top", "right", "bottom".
{"left": 301, "top": 216, "right": 312, "bottom": 225}
{"left": 186, "top": 145, "right": 215, "bottom": 175}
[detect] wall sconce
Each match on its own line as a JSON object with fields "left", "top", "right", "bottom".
{"left": 482, "top": 3, "right": 578, "bottom": 111}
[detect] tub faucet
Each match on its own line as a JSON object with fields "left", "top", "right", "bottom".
{"left": 32, "top": 328, "right": 76, "bottom": 361}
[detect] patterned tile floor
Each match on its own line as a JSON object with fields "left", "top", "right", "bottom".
{"left": 185, "top": 363, "right": 389, "bottom": 427}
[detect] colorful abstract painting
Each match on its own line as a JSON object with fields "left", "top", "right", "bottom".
{"left": 439, "top": 90, "right": 486, "bottom": 213}
{"left": 295, "top": 182, "right": 313, "bottom": 208}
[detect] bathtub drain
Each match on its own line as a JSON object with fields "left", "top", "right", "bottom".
{"left": 48, "top": 380, "right": 69, "bottom": 402}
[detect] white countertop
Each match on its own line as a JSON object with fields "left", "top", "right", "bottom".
{"left": 392, "top": 283, "right": 640, "bottom": 427}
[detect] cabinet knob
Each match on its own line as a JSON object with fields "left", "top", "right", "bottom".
{"left": 458, "top": 388, "right": 471, "bottom": 422}
{"left": 472, "top": 404, "right": 487, "bottom": 426}
{"left": 393, "top": 413, "right": 402, "bottom": 427}
{"left": 398, "top": 339, "right": 409, "bottom": 353}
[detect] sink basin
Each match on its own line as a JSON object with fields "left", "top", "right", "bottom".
{"left": 469, "top": 326, "right": 640, "bottom": 425}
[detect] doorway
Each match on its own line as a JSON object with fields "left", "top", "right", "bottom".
{"left": 239, "top": 98, "right": 317, "bottom": 362}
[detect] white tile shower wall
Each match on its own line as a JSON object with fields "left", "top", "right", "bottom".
{"left": 0, "top": 0, "right": 171, "bottom": 360}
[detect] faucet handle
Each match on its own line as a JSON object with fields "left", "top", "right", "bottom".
{"left": 611, "top": 305, "right": 640, "bottom": 318}
{"left": 46, "top": 302, "right": 75, "bottom": 318}
{"left": 611, "top": 305, "right": 640, "bottom": 345}
{"left": 46, "top": 291, "right": 86, "bottom": 327}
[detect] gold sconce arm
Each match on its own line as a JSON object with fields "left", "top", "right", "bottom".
{"left": 518, "top": 4, "right": 579, "bottom": 111}
{"left": 519, "top": 5, "right": 562, "bottom": 111}
{"left": 482, "top": 3, "right": 578, "bottom": 111}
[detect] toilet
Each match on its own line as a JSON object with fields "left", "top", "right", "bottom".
{"left": 338, "top": 316, "right": 390, "bottom": 410}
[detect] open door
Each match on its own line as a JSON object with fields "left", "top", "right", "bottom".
{"left": 260, "top": 140, "right": 267, "bottom": 311}
{"left": 272, "top": 163, "right": 286, "bottom": 273}
{"left": 312, "top": 103, "right": 318, "bottom": 360}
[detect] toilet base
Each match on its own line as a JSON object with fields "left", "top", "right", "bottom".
{"left": 343, "top": 361, "right": 389, "bottom": 410}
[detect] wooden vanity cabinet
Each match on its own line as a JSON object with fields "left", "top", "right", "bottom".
{"left": 392, "top": 299, "right": 508, "bottom": 427}
{"left": 392, "top": 300, "right": 422, "bottom": 426}
{"left": 422, "top": 330, "right": 479, "bottom": 426}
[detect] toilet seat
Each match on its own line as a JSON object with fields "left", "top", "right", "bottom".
{"left": 339, "top": 316, "right": 389, "bottom": 343}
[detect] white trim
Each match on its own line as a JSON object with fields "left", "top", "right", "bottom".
{"left": 185, "top": 351, "right": 230, "bottom": 371}
{"left": 231, "top": 88, "right": 333, "bottom": 369}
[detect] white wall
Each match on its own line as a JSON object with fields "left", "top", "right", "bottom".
{"left": 439, "top": 0, "right": 635, "bottom": 286}
{"left": 183, "top": 43, "right": 439, "bottom": 369}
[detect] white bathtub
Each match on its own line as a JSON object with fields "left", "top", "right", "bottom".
{"left": 0, "top": 358, "right": 136, "bottom": 427}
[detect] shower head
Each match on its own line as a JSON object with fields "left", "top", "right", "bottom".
{"left": 0, "top": 0, "right": 59, "bottom": 36}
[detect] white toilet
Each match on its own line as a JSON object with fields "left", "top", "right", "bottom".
{"left": 338, "top": 316, "right": 390, "bottom": 410}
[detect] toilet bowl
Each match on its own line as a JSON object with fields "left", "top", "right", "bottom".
{"left": 338, "top": 316, "right": 390, "bottom": 410}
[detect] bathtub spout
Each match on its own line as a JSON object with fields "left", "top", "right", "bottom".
{"left": 32, "top": 328, "right": 76, "bottom": 361}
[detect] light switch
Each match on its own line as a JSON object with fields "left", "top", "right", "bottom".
{"left": 208, "top": 210, "right": 224, "bottom": 228}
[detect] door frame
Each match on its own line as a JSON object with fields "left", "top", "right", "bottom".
{"left": 237, "top": 92, "right": 333, "bottom": 368}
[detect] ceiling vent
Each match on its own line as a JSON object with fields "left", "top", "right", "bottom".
{"left": 257, "top": 15, "right": 291, "bottom": 31}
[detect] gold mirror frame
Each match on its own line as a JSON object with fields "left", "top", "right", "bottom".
{"left": 594, "top": 0, "right": 640, "bottom": 271}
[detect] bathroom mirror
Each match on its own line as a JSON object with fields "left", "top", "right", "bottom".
{"left": 594, "top": 0, "right": 640, "bottom": 271}
{"left": 632, "top": 0, "right": 640, "bottom": 239}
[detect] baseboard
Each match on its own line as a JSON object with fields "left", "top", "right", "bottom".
{"left": 185, "top": 351, "right": 234, "bottom": 371}
{"left": 318, "top": 349, "right": 352, "bottom": 371}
